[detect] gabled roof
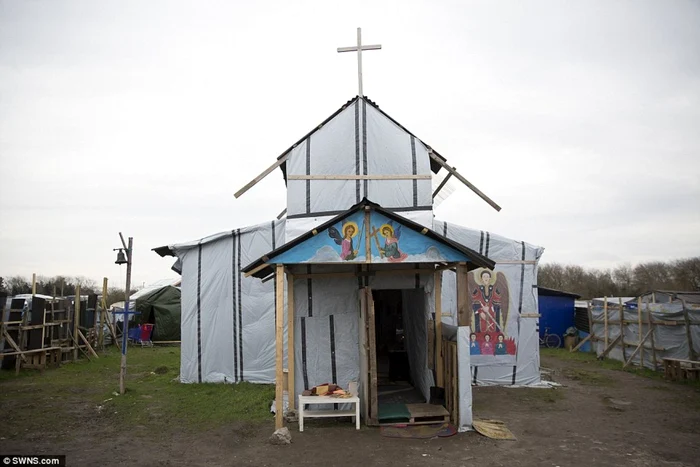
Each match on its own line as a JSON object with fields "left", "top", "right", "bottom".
{"left": 273, "top": 96, "right": 447, "bottom": 184}
{"left": 242, "top": 198, "right": 495, "bottom": 279}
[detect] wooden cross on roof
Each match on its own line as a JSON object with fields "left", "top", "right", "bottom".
{"left": 337, "top": 27, "right": 381, "bottom": 97}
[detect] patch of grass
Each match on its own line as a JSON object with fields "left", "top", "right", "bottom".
{"left": 521, "top": 388, "right": 565, "bottom": 404}
{"left": 540, "top": 348, "right": 700, "bottom": 388}
{"left": 0, "top": 347, "right": 275, "bottom": 439}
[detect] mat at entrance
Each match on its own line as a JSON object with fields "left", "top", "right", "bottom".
{"left": 378, "top": 403, "right": 410, "bottom": 423}
{"left": 380, "top": 423, "right": 457, "bottom": 439}
{"left": 472, "top": 418, "right": 517, "bottom": 440}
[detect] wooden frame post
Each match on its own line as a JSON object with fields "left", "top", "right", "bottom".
{"left": 637, "top": 297, "right": 644, "bottom": 368}
{"left": 73, "top": 284, "right": 81, "bottom": 362}
{"left": 681, "top": 299, "right": 696, "bottom": 361}
{"left": 99, "top": 277, "right": 108, "bottom": 350}
{"left": 275, "top": 264, "right": 285, "bottom": 429}
{"left": 603, "top": 298, "right": 609, "bottom": 352}
{"left": 619, "top": 298, "right": 626, "bottom": 361}
{"left": 435, "top": 271, "right": 444, "bottom": 387}
{"left": 456, "top": 263, "right": 470, "bottom": 327}
{"left": 287, "top": 273, "right": 295, "bottom": 411}
{"left": 647, "top": 302, "right": 658, "bottom": 370}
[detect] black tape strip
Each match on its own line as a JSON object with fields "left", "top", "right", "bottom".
{"left": 355, "top": 101, "right": 360, "bottom": 203}
{"left": 329, "top": 315, "right": 337, "bottom": 386}
{"left": 479, "top": 231, "right": 484, "bottom": 255}
{"left": 443, "top": 221, "right": 448, "bottom": 238}
{"left": 306, "top": 265, "right": 313, "bottom": 317}
{"left": 485, "top": 232, "right": 490, "bottom": 257}
{"left": 473, "top": 365, "right": 478, "bottom": 385}
{"left": 301, "top": 317, "right": 309, "bottom": 390}
{"left": 411, "top": 135, "right": 418, "bottom": 207}
{"left": 305, "top": 138, "right": 311, "bottom": 214}
{"left": 362, "top": 99, "right": 368, "bottom": 197}
{"left": 237, "top": 228, "right": 243, "bottom": 381}
{"left": 512, "top": 365, "right": 517, "bottom": 385}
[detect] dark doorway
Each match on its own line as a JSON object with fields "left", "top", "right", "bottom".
{"left": 372, "top": 289, "right": 425, "bottom": 408}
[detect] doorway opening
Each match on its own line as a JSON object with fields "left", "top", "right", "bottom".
{"left": 372, "top": 289, "right": 426, "bottom": 413}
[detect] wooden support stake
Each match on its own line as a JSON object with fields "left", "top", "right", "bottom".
{"left": 598, "top": 334, "right": 622, "bottom": 360}
{"left": 435, "top": 271, "right": 444, "bottom": 387}
{"left": 274, "top": 265, "right": 285, "bottom": 430}
{"left": 647, "top": 303, "right": 658, "bottom": 370}
{"left": 73, "top": 284, "right": 80, "bottom": 362}
{"left": 367, "top": 288, "right": 378, "bottom": 425}
{"left": 100, "top": 278, "right": 108, "bottom": 350}
{"left": 619, "top": 298, "right": 626, "bottom": 362}
{"left": 456, "top": 263, "right": 470, "bottom": 327}
{"left": 32, "top": 273, "right": 36, "bottom": 296}
{"left": 569, "top": 334, "right": 591, "bottom": 353}
{"left": 603, "top": 299, "right": 609, "bottom": 351}
{"left": 287, "top": 273, "right": 295, "bottom": 411}
{"left": 234, "top": 154, "right": 287, "bottom": 198}
{"left": 587, "top": 302, "right": 595, "bottom": 352}
{"left": 622, "top": 329, "right": 653, "bottom": 369}
{"left": 637, "top": 297, "right": 644, "bottom": 368}
{"left": 681, "top": 299, "right": 696, "bottom": 361}
{"left": 78, "top": 329, "right": 99, "bottom": 358}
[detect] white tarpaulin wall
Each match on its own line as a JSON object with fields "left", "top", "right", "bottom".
{"left": 173, "top": 219, "right": 285, "bottom": 383}
{"left": 591, "top": 301, "right": 700, "bottom": 368}
{"left": 433, "top": 220, "right": 544, "bottom": 386}
{"left": 169, "top": 217, "right": 544, "bottom": 388}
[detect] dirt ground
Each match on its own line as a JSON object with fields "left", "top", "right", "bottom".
{"left": 2, "top": 353, "right": 699, "bottom": 467}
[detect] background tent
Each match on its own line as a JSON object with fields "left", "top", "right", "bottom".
{"left": 130, "top": 282, "right": 181, "bottom": 342}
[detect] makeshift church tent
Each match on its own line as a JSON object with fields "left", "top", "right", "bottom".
{"left": 155, "top": 94, "right": 545, "bottom": 392}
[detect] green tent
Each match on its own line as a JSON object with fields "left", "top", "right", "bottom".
{"left": 133, "top": 285, "right": 181, "bottom": 341}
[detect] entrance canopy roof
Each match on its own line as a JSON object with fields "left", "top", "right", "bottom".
{"left": 242, "top": 198, "right": 495, "bottom": 279}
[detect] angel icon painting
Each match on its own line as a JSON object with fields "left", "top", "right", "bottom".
{"left": 467, "top": 268, "right": 510, "bottom": 335}
{"left": 379, "top": 222, "right": 408, "bottom": 263}
{"left": 328, "top": 221, "right": 359, "bottom": 261}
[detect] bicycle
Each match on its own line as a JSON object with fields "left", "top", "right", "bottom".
{"left": 540, "top": 327, "right": 561, "bottom": 348}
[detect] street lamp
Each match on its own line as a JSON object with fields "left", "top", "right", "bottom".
{"left": 114, "top": 233, "right": 134, "bottom": 395}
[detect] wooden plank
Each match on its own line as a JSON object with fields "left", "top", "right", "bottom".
{"left": 78, "top": 329, "right": 99, "bottom": 359}
{"left": 274, "top": 265, "right": 285, "bottom": 430}
{"left": 603, "top": 299, "right": 609, "bottom": 351}
{"left": 569, "top": 334, "right": 592, "bottom": 353}
{"left": 234, "top": 154, "right": 287, "bottom": 199}
{"left": 520, "top": 313, "right": 541, "bottom": 318}
{"left": 648, "top": 304, "right": 658, "bottom": 370}
{"left": 367, "top": 288, "right": 378, "bottom": 425}
{"left": 435, "top": 271, "right": 444, "bottom": 387}
{"left": 287, "top": 174, "right": 431, "bottom": 181}
{"left": 73, "top": 285, "right": 80, "bottom": 362}
{"left": 428, "top": 152, "right": 501, "bottom": 211}
{"left": 287, "top": 273, "right": 295, "bottom": 411}
{"left": 359, "top": 287, "right": 369, "bottom": 423}
{"left": 243, "top": 261, "right": 270, "bottom": 278}
{"left": 432, "top": 172, "right": 453, "bottom": 199}
{"left": 681, "top": 299, "right": 696, "bottom": 361}
{"left": 597, "top": 334, "right": 622, "bottom": 360}
{"left": 637, "top": 298, "right": 644, "bottom": 368}
{"left": 619, "top": 298, "right": 626, "bottom": 361}
{"left": 456, "top": 263, "right": 469, "bottom": 326}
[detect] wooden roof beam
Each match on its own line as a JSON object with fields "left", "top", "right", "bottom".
{"left": 234, "top": 154, "right": 288, "bottom": 199}
{"left": 428, "top": 152, "right": 501, "bottom": 212}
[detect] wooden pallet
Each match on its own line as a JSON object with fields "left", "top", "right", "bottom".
{"left": 406, "top": 404, "right": 449, "bottom": 425}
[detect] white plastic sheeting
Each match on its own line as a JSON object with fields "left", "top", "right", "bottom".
{"left": 434, "top": 220, "right": 545, "bottom": 386}
{"left": 284, "top": 97, "right": 434, "bottom": 241}
{"left": 457, "top": 326, "right": 473, "bottom": 432}
{"left": 172, "top": 219, "right": 285, "bottom": 383}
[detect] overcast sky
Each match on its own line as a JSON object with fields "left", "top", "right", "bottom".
{"left": 1, "top": 0, "right": 698, "bottom": 290}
